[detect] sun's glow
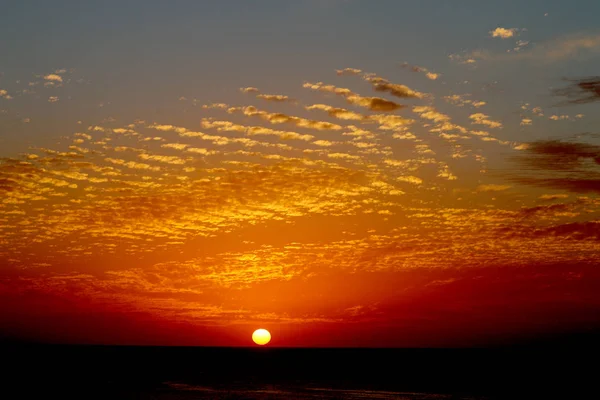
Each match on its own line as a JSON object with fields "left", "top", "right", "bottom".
{"left": 252, "top": 329, "right": 271, "bottom": 345}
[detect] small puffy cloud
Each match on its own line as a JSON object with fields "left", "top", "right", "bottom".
{"left": 469, "top": 113, "right": 503, "bottom": 129}
{"left": 514, "top": 40, "right": 530, "bottom": 52}
{"left": 400, "top": 62, "right": 441, "bottom": 80}
{"left": 539, "top": 194, "right": 569, "bottom": 201}
{"left": 44, "top": 74, "right": 63, "bottom": 82}
{"left": 449, "top": 53, "right": 478, "bottom": 65}
{"left": 240, "top": 87, "right": 259, "bottom": 93}
{"left": 520, "top": 118, "right": 532, "bottom": 126}
{"left": 349, "top": 96, "right": 402, "bottom": 111}
{"left": 477, "top": 184, "right": 511, "bottom": 192}
{"left": 328, "top": 152, "right": 360, "bottom": 161}
{"left": 138, "top": 153, "right": 187, "bottom": 165}
{"left": 186, "top": 147, "right": 216, "bottom": 155}
{"left": 313, "top": 140, "right": 335, "bottom": 147}
{"left": 437, "top": 164, "right": 457, "bottom": 180}
{"left": 368, "top": 114, "right": 414, "bottom": 130}
{"left": 202, "top": 103, "right": 229, "bottom": 110}
{"left": 444, "top": 95, "right": 486, "bottom": 108}
{"left": 306, "top": 104, "right": 364, "bottom": 120}
{"left": 161, "top": 143, "right": 189, "bottom": 151}
{"left": 256, "top": 94, "right": 293, "bottom": 102}
{"left": 364, "top": 74, "right": 425, "bottom": 99}
{"left": 413, "top": 106, "right": 450, "bottom": 123}
{"left": 246, "top": 126, "right": 314, "bottom": 141}
{"left": 104, "top": 157, "right": 160, "bottom": 171}
{"left": 490, "top": 27, "right": 519, "bottom": 39}
{"left": 397, "top": 176, "right": 423, "bottom": 185}
{"left": 0, "top": 89, "right": 12, "bottom": 100}
{"left": 48, "top": 96, "right": 59, "bottom": 103}
{"left": 237, "top": 105, "right": 343, "bottom": 131}
{"left": 336, "top": 68, "right": 362, "bottom": 75}
{"left": 303, "top": 81, "right": 403, "bottom": 112}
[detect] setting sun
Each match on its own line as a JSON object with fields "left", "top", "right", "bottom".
{"left": 252, "top": 329, "right": 271, "bottom": 346}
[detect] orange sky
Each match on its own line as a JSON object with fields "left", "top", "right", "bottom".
{"left": 1, "top": 1, "right": 600, "bottom": 347}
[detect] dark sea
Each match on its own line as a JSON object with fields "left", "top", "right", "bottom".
{"left": 2, "top": 344, "right": 595, "bottom": 399}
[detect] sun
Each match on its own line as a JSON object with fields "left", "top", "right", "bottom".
{"left": 252, "top": 329, "right": 271, "bottom": 345}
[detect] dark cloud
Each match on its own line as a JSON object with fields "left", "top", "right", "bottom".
{"left": 519, "top": 203, "right": 571, "bottom": 217}
{"left": 0, "top": 159, "right": 40, "bottom": 192}
{"left": 511, "top": 140, "right": 600, "bottom": 193}
{"left": 553, "top": 77, "right": 600, "bottom": 104}
{"left": 369, "top": 78, "right": 424, "bottom": 99}
{"left": 540, "top": 221, "right": 600, "bottom": 240}
{"left": 520, "top": 140, "right": 600, "bottom": 170}
{"left": 517, "top": 177, "right": 600, "bottom": 193}
{"left": 367, "top": 97, "right": 403, "bottom": 111}
{"left": 498, "top": 221, "right": 600, "bottom": 241}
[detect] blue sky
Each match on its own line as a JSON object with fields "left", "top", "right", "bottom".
{"left": 2, "top": 1, "right": 600, "bottom": 154}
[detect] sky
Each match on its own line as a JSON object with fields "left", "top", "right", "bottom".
{"left": 1, "top": 0, "right": 600, "bottom": 347}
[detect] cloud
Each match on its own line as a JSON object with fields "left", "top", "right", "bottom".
{"left": 448, "top": 53, "right": 478, "bottom": 65}
{"left": 48, "top": 96, "right": 59, "bottom": 103}
{"left": 444, "top": 94, "right": 486, "bottom": 108}
{"left": 138, "top": 153, "right": 188, "bottom": 165}
{"left": 0, "top": 89, "right": 12, "bottom": 100}
{"left": 514, "top": 40, "right": 530, "bottom": 52}
{"left": 313, "top": 140, "right": 335, "bottom": 147}
{"left": 519, "top": 140, "right": 600, "bottom": 171}
{"left": 400, "top": 62, "right": 440, "bottom": 80}
{"left": 256, "top": 94, "right": 293, "bottom": 102}
{"left": 367, "top": 114, "right": 414, "bottom": 130}
{"left": 3, "top": 64, "right": 600, "bottom": 347}
{"left": 105, "top": 157, "right": 161, "bottom": 171}
{"left": 539, "top": 194, "right": 569, "bottom": 201}
{"left": 413, "top": 106, "right": 450, "bottom": 123}
{"left": 240, "top": 87, "right": 259, "bottom": 93}
{"left": 521, "top": 118, "right": 532, "bottom": 126}
{"left": 44, "top": 74, "right": 63, "bottom": 82}
{"left": 463, "top": 33, "right": 600, "bottom": 63}
{"left": 336, "top": 68, "right": 362, "bottom": 75}
{"left": 538, "top": 221, "right": 600, "bottom": 240}
{"left": 469, "top": 113, "right": 503, "bottom": 129}
{"left": 511, "top": 140, "right": 600, "bottom": 193}
{"left": 477, "top": 184, "right": 511, "bottom": 192}
{"left": 202, "top": 103, "right": 228, "bottom": 110}
{"left": 305, "top": 104, "right": 365, "bottom": 120}
{"left": 364, "top": 74, "right": 425, "bottom": 99}
{"left": 246, "top": 126, "right": 314, "bottom": 141}
{"left": 234, "top": 105, "right": 343, "bottom": 130}
{"left": 544, "top": 34, "right": 600, "bottom": 60}
{"left": 303, "top": 81, "right": 403, "bottom": 111}
{"left": 553, "top": 77, "right": 600, "bottom": 104}
{"left": 397, "top": 175, "right": 423, "bottom": 185}
{"left": 490, "top": 27, "right": 519, "bottom": 39}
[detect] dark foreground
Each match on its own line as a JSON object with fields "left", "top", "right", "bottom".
{"left": 2, "top": 343, "right": 597, "bottom": 399}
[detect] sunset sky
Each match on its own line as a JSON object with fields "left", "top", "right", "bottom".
{"left": 1, "top": 0, "right": 599, "bottom": 347}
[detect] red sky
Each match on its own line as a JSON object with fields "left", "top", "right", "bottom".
{"left": 1, "top": 1, "right": 600, "bottom": 347}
